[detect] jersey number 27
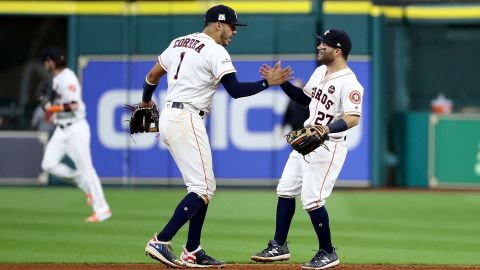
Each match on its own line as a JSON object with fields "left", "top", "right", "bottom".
{"left": 315, "top": 111, "right": 334, "bottom": 125}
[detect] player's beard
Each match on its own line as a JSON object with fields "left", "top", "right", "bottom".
{"left": 220, "top": 30, "right": 231, "bottom": 47}
{"left": 318, "top": 50, "right": 335, "bottom": 65}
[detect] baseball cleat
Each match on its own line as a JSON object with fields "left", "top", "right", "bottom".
{"left": 180, "top": 245, "right": 225, "bottom": 268}
{"left": 84, "top": 210, "right": 112, "bottom": 223}
{"left": 145, "top": 235, "right": 186, "bottom": 268}
{"left": 251, "top": 239, "right": 290, "bottom": 262}
{"left": 301, "top": 248, "right": 339, "bottom": 269}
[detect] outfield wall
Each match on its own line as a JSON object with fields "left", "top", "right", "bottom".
{"left": 2, "top": 0, "right": 480, "bottom": 187}
{"left": 77, "top": 56, "right": 371, "bottom": 187}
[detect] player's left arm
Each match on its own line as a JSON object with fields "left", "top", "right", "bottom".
{"left": 220, "top": 72, "right": 289, "bottom": 99}
{"left": 220, "top": 61, "right": 292, "bottom": 99}
{"left": 325, "top": 80, "right": 363, "bottom": 134}
{"left": 324, "top": 114, "right": 360, "bottom": 134}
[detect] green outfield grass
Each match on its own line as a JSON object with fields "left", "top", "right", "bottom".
{"left": 0, "top": 187, "right": 479, "bottom": 266}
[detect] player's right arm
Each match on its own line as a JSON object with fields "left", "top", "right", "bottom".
{"left": 141, "top": 62, "right": 167, "bottom": 107}
{"left": 140, "top": 39, "right": 174, "bottom": 108}
{"left": 278, "top": 81, "right": 310, "bottom": 106}
{"left": 259, "top": 62, "right": 310, "bottom": 106}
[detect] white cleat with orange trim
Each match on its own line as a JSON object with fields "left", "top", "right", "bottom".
{"left": 84, "top": 210, "right": 112, "bottom": 223}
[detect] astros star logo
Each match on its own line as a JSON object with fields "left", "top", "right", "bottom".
{"left": 349, "top": 90, "right": 362, "bottom": 104}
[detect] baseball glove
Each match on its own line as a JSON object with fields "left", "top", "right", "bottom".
{"left": 285, "top": 125, "right": 328, "bottom": 155}
{"left": 36, "top": 80, "right": 57, "bottom": 107}
{"left": 124, "top": 104, "right": 159, "bottom": 134}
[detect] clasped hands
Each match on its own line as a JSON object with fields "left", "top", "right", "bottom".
{"left": 260, "top": 61, "right": 294, "bottom": 86}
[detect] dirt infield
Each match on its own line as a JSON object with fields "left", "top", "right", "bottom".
{"left": 1, "top": 264, "right": 480, "bottom": 270}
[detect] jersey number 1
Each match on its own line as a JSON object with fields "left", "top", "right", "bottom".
{"left": 174, "top": 52, "right": 186, "bottom": 80}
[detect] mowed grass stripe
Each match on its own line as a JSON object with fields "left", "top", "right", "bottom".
{"left": 0, "top": 187, "right": 479, "bottom": 265}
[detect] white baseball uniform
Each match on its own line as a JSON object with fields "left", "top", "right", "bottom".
{"left": 158, "top": 32, "right": 236, "bottom": 199}
{"left": 41, "top": 68, "right": 111, "bottom": 217}
{"left": 277, "top": 66, "right": 364, "bottom": 210}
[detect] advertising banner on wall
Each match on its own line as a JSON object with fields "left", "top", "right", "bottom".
{"left": 79, "top": 57, "right": 370, "bottom": 186}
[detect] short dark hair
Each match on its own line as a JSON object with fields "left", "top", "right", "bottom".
{"left": 41, "top": 47, "right": 66, "bottom": 68}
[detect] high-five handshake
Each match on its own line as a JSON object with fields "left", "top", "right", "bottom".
{"left": 260, "top": 61, "right": 294, "bottom": 86}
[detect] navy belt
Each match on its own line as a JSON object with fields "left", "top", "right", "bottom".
{"left": 327, "top": 136, "right": 346, "bottom": 142}
{"left": 171, "top": 102, "right": 205, "bottom": 117}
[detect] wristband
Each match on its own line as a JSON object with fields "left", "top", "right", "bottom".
{"left": 142, "top": 78, "right": 158, "bottom": 102}
{"left": 326, "top": 119, "right": 348, "bottom": 133}
{"left": 47, "top": 105, "right": 63, "bottom": 113}
{"left": 262, "top": 79, "right": 269, "bottom": 89}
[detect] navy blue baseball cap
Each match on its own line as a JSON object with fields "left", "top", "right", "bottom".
{"left": 41, "top": 47, "right": 65, "bottom": 62}
{"left": 316, "top": 29, "right": 352, "bottom": 55}
{"left": 205, "top": 5, "right": 246, "bottom": 26}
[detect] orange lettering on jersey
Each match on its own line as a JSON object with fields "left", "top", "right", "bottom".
{"left": 349, "top": 90, "right": 361, "bottom": 104}
{"left": 68, "top": 84, "right": 76, "bottom": 92}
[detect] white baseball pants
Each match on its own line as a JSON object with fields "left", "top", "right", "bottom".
{"left": 277, "top": 140, "right": 347, "bottom": 210}
{"left": 159, "top": 107, "right": 216, "bottom": 200}
{"left": 41, "top": 118, "right": 110, "bottom": 214}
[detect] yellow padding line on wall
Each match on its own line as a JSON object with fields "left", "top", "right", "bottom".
{"left": 323, "top": 1, "right": 403, "bottom": 18}
{"left": 324, "top": 0, "right": 480, "bottom": 20}
{"left": 323, "top": 1, "right": 372, "bottom": 14}
{"left": 405, "top": 5, "right": 480, "bottom": 19}
{"left": 0, "top": 1, "right": 311, "bottom": 15}
{"left": 0, "top": 1, "right": 126, "bottom": 15}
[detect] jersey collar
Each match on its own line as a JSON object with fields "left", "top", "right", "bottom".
{"left": 323, "top": 67, "right": 352, "bottom": 81}
{"left": 192, "top": 32, "right": 214, "bottom": 42}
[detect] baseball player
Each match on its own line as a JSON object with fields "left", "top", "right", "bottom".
{"left": 40, "top": 47, "right": 111, "bottom": 223}
{"left": 251, "top": 29, "right": 364, "bottom": 270}
{"left": 141, "top": 4, "right": 292, "bottom": 268}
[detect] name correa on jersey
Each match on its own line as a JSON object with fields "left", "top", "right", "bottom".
{"left": 173, "top": 38, "right": 205, "bottom": 53}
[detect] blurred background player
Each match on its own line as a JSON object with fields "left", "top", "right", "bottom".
{"left": 251, "top": 29, "right": 364, "bottom": 270}
{"left": 141, "top": 4, "right": 292, "bottom": 268}
{"left": 39, "top": 47, "right": 111, "bottom": 222}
